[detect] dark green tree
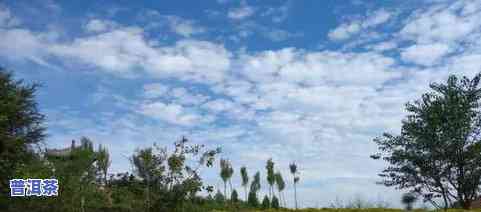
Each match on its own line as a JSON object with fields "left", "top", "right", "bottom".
{"left": 371, "top": 73, "right": 481, "bottom": 210}
{"left": 290, "top": 162, "right": 299, "bottom": 209}
{"left": 240, "top": 166, "right": 249, "bottom": 201}
{"left": 266, "top": 158, "right": 275, "bottom": 201}
{"left": 231, "top": 189, "right": 239, "bottom": 203}
{"left": 248, "top": 171, "right": 261, "bottom": 207}
{"left": 271, "top": 195, "right": 280, "bottom": 209}
{"left": 214, "top": 189, "right": 225, "bottom": 205}
{"left": 275, "top": 171, "right": 286, "bottom": 207}
{"left": 261, "top": 195, "right": 270, "bottom": 209}
{"left": 401, "top": 193, "right": 417, "bottom": 211}
{"left": 219, "top": 158, "right": 233, "bottom": 198}
{"left": 0, "top": 68, "right": 46, "bottom": 204}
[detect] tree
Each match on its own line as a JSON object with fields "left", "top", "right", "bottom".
{"left": 401, "top": 193, "right": 417, "bottom": 211}
{"left": 220, "top": 158, "right": 233, "bottom": 198}
{"left": 0, "top": 68, "right": 46, "bottom": 201}
{"left": 261, "top": 195, "right": 270, "bottom": 209}
{"left": 240, "top": 166, "right": 249, "bottom": 201}
{"left": 266, "top": 158, "right": 275, "bottom": 201}
{"left": 248, "top": 171, "right": 261, "bottom": 207}
{"left": 132, "top": 136, "right": 220, "bottom": 211}
{"left": 97, "top": 144, "right": 111, "bottom": 186}
{"left": 275, "top": 171, "right": 286, "bottom": 207}
{"left": 290, "top": 162, "right": 299, "bottom": 209}
{"left": 271, "top": 195, "right": 280, "bottom": 209}
{"left": 231, "top": 189, "right": 239, "bottom": 203}
{"left": 214, "top": 190, "right": 225, "bottom": 205}
{"left": 371, "top": 74, "right": 481, "bottom": 210}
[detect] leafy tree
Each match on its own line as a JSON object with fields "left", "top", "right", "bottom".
{"left": 401, "top": 193, "right": 417, "bottom": 211}
{"left": 266, "top": 158, "right": 275, "bottom": 201}
{"left": 275, "top": 171, "right": 286, "bottom": 207}
{"left": 271, "top": 195, "right": 280, "bottom": 209}
{"left": 97, "top": 144, "right": 111, "bottom": 186}
{"left": 240, "top": 166, "right": 249, "bottom": 201}
{"left": 131, "top": 146, "right": 164, "bottom": 211}
{"left": 231, "top": 189, "right": 239, "bottom": 203}
{"left": 219, "top": 158, "right": 233, "bottom": 198}
{"left": 290, "top": 162, "right": 299, "bottom": 209}
{"left": 0, "top": 68, "right": 45, "bottom": 205}
{"left": 371, "top": 73, "right": 481, "bottom": 210}
{"left": 132, "top": 136, "right": 220, "bottom": 211}
{"left": 214, "top": 189, "right": 225, "bottom": 205}
{"left": 261, "top": 195, "right": 270, "bottom": 209}
{"left": 248, "top": 171, "right": 261, "bottom": 207}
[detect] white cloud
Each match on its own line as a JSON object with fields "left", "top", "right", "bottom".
{"left": 328, "top": 9, "right": 392, "bottom": 41}
{"left": 400, "top": 1, "right": 481, "bottom": 44}
{"left": 0, "top": 5, "right": 20, "bottom": 27}
{"left": 84, "top": 19, "right": 118, "bottom": 33}
{"left": 48, "top": 28, "right": 231, "bottom": 83}
{"left": 401, "top": 43, "right": 451, "bottom": 66}
{"left": 138, "top": 102, "right": 212, "bottom": 126}
{"left": 165, "top": 16, "right": 205, "bottom": 37}
{"left": 142, "top": 83, "right": 169, "bottom": 99}
{"left": 228, "top": 3, "right": 255, "bottom": 20}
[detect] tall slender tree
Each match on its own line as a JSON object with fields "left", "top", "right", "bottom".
{"left": 275, "top": 171, "right": 286, "bottom": 207}
{"left": 248, "top": 171, "right": 261, "bottom": 207}
{"left": 97, "top": 144, "right": 111, "bottom": 186}
{"left": 290, "top": 162, "right": 299, "bottom": 210}
{"left": 266, "top": 158, "right": 275, "bottom": 201}
{"left": 220, "top": 158, "right": 233, "bottom": 198}
{"left": 240, "top": 166, "right": 249, "bottom": 201}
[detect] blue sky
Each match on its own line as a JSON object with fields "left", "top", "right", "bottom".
{"left": 2, "top": 0, "right": 481, "bottom": 208}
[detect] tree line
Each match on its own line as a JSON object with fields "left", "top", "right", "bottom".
{"left": 5, "top": 65, "right": 481, "bottom": 211}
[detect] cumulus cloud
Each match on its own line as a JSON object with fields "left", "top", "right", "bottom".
{"left": 401, "top": 43, "right": 451, "bottom": 66}
{"left": 84, "top": 19, "right": 118, "bottom": 33}
{"left": 328, "top": 9, "right": 392, "bottom": 41}
{"left": 228, "top": 2, "right": 255, "bottom": 20}
{"left": 165, "top": 16, "right": 206, "bottom": 37}
{"left": 138, "top": 102, "right": 212, "bottom": 126}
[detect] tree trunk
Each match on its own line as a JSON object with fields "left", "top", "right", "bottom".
{"left": 294, "top": 183, "right": 298, "bottom": 210}
{"left": 244, "top": 186, "right": 248, "bottom": 202}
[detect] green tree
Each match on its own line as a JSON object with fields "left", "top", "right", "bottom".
{"left": 371, "top": 73, "right": 481, "bottom": 210}
{"left": 248, "top": 171, "right": 261, "bottom": 207}
{"left": 231, "top": 189, "right": 239, "bottom": 203}
{"left": 271, "top": 195, "right": 280, "bottom": 209}
{"left": 290, "top": 162, "right": 300, "bottom": 209}
{"left": 240, "top": 166, "right": 249, "bottom": 201}
{"left": 266, "top": 158, "right": 275, "bottom": 201}
{"left": 219, "top": 158, "right": 233, "bottom": 198}
{"left": 0, "top": 68, "right": 46, "bottom": 206}
{"left": 215, "top": 189, "right": 225, "bottom": 205}
{"left": 401, "top": 193, "right": 417, "bottom": 211}
{"left": 96, "top": 144, "right": 111, "bottom": 186}
{"left": 275, "top": 171, "right": 286, "bottom": 207}
{"left": 261, "top": 195, "right": 270, "bottom": 209}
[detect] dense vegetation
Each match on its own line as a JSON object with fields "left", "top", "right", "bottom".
{"left": 4, "top": 66, "right": 481, "bottom": 211}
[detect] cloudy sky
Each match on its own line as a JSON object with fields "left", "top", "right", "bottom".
{"left": 2, "top": 0, "right": 481, "bottom": 208}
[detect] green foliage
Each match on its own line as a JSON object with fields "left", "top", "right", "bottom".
{"left": 0, "top": 68, "right": 46, "bottom": 208}
{"left": 271, "top": 195, "right": 280, "bottom": 209}
{"left": 371, "top": 73, "right": 481, "bottom": 210}
{"left": 215, "top": 190, "right": 225, "bottom": 204}
{"left": 401, "top": 193, "right": 417, "bottom": 211}
{"left": 240, "top": 166, "right": 249, "bottom": 201}
{"left": 231, "top": 189, "right": 239, "bottom": 203}
{"left": 262, "top": 195, "right": 270, "bottom": 209}
{"left": 248, "top": 190, "right": 259, "bottom": 207}
{"left": 266, "top": 158, "right": 275, "bottom": 199}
